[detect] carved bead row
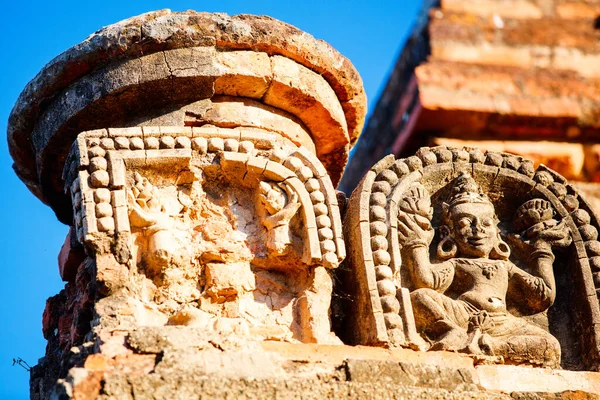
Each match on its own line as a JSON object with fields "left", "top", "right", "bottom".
{"left": 94, "top": 134, "right": 258, "bottom": 155}
{"left": 367, "top": 145, "right": 600, "bottom": 340}
{"left": 82, "top": 140, "right": 115, "bottom": 233}
{"left": 531, "top": 168, "right": 600, "bottom": 293}
{"left": 191, "top": 137, "right": 256, "bottom": 155}
{"left": 415, "top": 146, "right": 535, "bottom": 177}
{"left": 87, "top": 140, "right": 110, "bottom": 188}
{"left": 282, "top": 154, "right": 339, "bottom": 267}
{"left": 94, "top": 135, "right": 191, "bottom": 151}
{"left": 369, "top": 159, "right": 414, "bottom": 331}
{"left": 574, "top": 209, "right": 600, "bottom": 277}
{"left": 75, "top": 130, "right": 343, "bottom": 267}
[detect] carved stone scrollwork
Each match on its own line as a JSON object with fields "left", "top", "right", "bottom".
{"left": 257, "top": 181, "right": 301, "bottom": 256}
{"left": 343, "top": 146, "right": 600, "bottom": 370}
{"left": 65, "top": 126, "right": 344, "bottom": 344}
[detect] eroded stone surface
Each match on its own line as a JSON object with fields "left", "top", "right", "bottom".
{"left": 8, "top": 10, "right": 366, "bottom": 212}
{"left": 17, "top": 7, "right": 600, "bottom": 400}
{"left": 34, "top": 342, "right": 600, "bottom": 400}
{"left": 67, "top": 127, "right": 343, "bottom": 344}
{"left": 16, "top": 12, "right": 366, "bottom": 398}
{"left": 32, "top": 125, "right": 347, "bottom": 399}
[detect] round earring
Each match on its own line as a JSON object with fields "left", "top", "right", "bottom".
{"left": 491, "top": 238, "right": 511, "bottom": 260}
{"left": 437, "top": 236, "right": 458, "bottom": 260}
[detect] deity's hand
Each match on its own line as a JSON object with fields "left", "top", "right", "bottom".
{"left": 398, "top": 211, "right": 435, "bottom": 249}
{"left": 511, "top": 198, "right": 572, "bottom": 254}
{"left": 399, "top": 184, "right": 433, "bottom": 220}
{"left": 528, "top": 219, "right": 572, "bottom": 249}
{"left": 127, "top": 177, "right": 172, "bottom": 231}
{"left": 397, "top": 183, "right": 434, "bottom": 248}
{"left": 127, "top": 190, "right": 161, "bottom": 228}
{"left": 130, "top": 172, "right": 162, "bottom": 212}
{"left": 509, "top": 218, "right": 572, "bottom": 254}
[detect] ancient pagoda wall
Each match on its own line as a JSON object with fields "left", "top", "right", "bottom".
{"left": 340, "top": 0, "right": 600, "bottom": 202}
{"left": 9, "top": 8, "right": 600, "bottom": 400}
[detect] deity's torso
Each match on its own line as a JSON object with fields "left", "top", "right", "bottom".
{"left": 452, "top": 258, "right": 510, "bottom": 313}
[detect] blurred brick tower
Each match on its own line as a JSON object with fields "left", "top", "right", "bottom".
{"left": 341, "top": 0, "right": 600, "bottom": 208}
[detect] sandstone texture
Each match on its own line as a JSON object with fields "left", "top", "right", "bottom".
{"left": 33, "top": 124, "right": 346, "bottom": 399}
{"left": 8, "top": 10, "right": 366, "bottom": 223}
{"left": 32, "top": 340, "right": 600, "bottom": 399}
{"left": 11, "top": 6, "right": 600, "bottom": 400}
{"left": 343, "top": 146, "right": 600, "bottom": 373}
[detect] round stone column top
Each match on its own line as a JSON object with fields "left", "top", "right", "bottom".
{"left": 8, "top": 10, "right": 366, "bottom": 211}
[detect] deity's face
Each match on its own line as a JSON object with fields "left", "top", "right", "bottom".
{"left": 448, "top": 202, "right": 499, "bottom": 258}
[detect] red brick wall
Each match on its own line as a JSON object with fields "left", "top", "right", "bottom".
{"left": 342, "top": 0, "right": 600, "bottom": 191}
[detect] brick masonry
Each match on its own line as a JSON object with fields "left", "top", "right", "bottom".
{"left": 340, "top": 0, "right": 600, "bottom": 202}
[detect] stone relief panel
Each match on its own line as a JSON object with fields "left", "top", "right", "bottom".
{"left": 65, "top": 126, "right": 344, "bottom": 344}
{"left": 342, "top": 146, "right": 600, "bottom": 370}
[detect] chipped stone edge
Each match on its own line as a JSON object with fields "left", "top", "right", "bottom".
{"left": 67, "top": 126, "right": 345, "bottom": 269}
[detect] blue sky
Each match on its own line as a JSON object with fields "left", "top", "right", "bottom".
{"left": 0, "top": 1, "right": 421, "bottom": 398}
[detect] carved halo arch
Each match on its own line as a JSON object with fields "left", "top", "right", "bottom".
{"left": 65, "top": 126, "right": 345, "bottom": 270}
{"left": 343, "top": 145, "right": 600, "bottom": 370}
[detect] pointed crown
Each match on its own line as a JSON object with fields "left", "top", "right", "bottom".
{"left": 445, "top": 173, "right": 491, "bottom": 208}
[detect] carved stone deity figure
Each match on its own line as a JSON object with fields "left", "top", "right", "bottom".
{"left": 127, "top": 172, "right": 191, "bottom": 275}
{"left": 397, "top": 173, "right": 570, "bottom": 367}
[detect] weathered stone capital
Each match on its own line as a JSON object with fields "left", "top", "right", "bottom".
{"left": 8, "top": 10, "right": 366, "bottom": 223}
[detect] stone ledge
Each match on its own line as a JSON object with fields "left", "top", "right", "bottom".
{"left": 432, "top": 9, "right": 599, "bottom": 51}
{"left": 263, "top": 343, "right": 600, "bottom": 395}
{"left": 416, "top": 61, "right": 600, "bottom": 109}
{"left": 64, "top": 374, "right": 511, "bottom": 400}
{"left": 48, "top": 342, "right": 600, "bottom": 399}
{"left": 478, "top": 364, "right": 600, "bottom": 394}
{"left": 441, "top": 0, "right": 600, "bottom": 20}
